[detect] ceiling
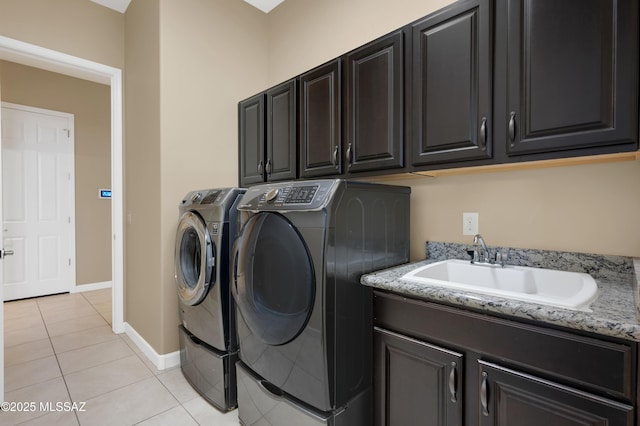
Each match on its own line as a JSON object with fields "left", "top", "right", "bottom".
{"left": 90, "top": 0, "right": 131, "bottom": 13}
{"left": 90, "top": 0, "right": 285, "bottom": 14}
{"left": 242, "top": 0, "right": 285, "bottom": 13}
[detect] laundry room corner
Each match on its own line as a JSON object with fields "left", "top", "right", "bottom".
{"left": 123, "top": 0, "right": 267, "bottom": 360}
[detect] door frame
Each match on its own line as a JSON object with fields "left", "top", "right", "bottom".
{"left": 0, "top": 80, "right": 3, "bottom": 403}
{"left": 1, "top": 102, "right": 77, "bottom": 299}
{"left": 0, "top": 37, "right": 125, "bottom": 340}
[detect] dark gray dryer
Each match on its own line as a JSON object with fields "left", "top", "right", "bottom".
{"left": 175, "top": 187, "right": 245, "bottom": 411}
{"left": 232, "top": 179, "right": 410, "bottom": 425}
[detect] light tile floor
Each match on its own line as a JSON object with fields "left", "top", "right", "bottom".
{"left": 3, "top": 289, "right": 240, "bottom": 425}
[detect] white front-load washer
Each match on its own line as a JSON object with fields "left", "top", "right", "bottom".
{"left": 175, "top": 187, "right": 245, "bottom": 411}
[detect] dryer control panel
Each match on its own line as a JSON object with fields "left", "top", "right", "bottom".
{"left": 238, "top": 180, "right": 341, "bottom": 211}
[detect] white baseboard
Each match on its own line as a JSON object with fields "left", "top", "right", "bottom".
{"left": 123, "top": 322, "right": 180, "bottom": 371}
{"left": 72, "top": 281, "right": 113, "bottom": 293}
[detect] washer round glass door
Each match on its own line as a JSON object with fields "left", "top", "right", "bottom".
{"left": 175, "top": 211, "right": 215, "bottom": 306}
{"left": 233, "top": 212, "right": 315, "bottom": 346}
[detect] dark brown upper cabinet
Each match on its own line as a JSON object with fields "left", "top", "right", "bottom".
{"left": 238, "top": 93, "right": 265, "bottom": 186}
{"left": 344, "top": 30, "right": 404, "bottom": 174}
{"left": 500, "top": 0, "right": 639, "bottom": 157}
{"left": 265, "top": 80, "right": 297, "bottom": 182}
{"left": 241, "top": 0, "right": 640, "bottom": 183}
{"left": 299, "top": 59, "right": 342, "bottom": 178}
{"left": 238, "top": 79, "right": 297, "bottom": 186}
{"left": 410, "top": 0, "right": 493, "bottom": 167}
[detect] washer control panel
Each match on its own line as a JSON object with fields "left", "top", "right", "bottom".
{"left": 180, "top": 188, "right": 246, "bottom": 210}
{"left": 264, "top": 185, "right": 318, "bottom": 204}
{"left": 181, "top": 189, "right": 221, "bottom": 206}
{"left": 239, "top": 180, "right": 340, "bottom": 211}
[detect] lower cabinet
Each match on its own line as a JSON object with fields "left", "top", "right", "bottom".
{"left": 373, "top": 291, "right": 636, "bottom": 426}
{"left": 478, "top": 361, "right": 633, "bottom": 426}
{"left": 374, "top": 327, "right": 463, "bottom": 426}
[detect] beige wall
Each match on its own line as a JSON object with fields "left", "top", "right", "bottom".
{"left": 157, "top": 0, "right": 268, "bottom": 353}
{"left": 0, "top": 0, "right": 125, "bottom": 69}
{"left": 0, "top": 60, "right": 112, "bottom": 285}
{"left": 124, "top": 0, "right": 268, "bottom": 353}
{"left": 267, "top": 0, "right": 452, "bottom": 84}
{"left": 379, "top": 161, "right": 640, "bottom": 260}
{"left": 267, "top": 0, "right": 640, "bottom": 260}
{"left": 124, "top": 0, "right": 163, "bottom": 351}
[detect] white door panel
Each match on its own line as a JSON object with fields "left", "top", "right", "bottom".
{"left": 2, "top": 149, "right": 25, "bottom": 222}
{"left": 2, "top": 104, "right": 75, "bottom": 301}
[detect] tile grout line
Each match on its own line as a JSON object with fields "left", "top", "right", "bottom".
{"left": 3, "top": 300, "right": 49, "bottom": 425}
{"left": 81, "top": 291, "right": 113, "bottom": 326}
{"left": 56, "top": 291, "right": 163, "bottom": 425}
{"left": 35, "top": 294, "right": 82, "bottom": 426}
{"left": 129, "top": 377, "right": 187, "bottom": 425}
{"left": 121, "top": 341, "right": 193, "bottom": 424}
{"left": 31, "top": 292, "right": 110, "bottom": 425}
{"left": 5, "top": 293, "right": 118, "bottom": 425}
{"left": 147, "top": 370, "right": 203, "bottom": 425}
{"left": 7, "top": 291, "right": 231, "bottom": 425}
{"left": 78, "top": 374, "right": 165, "bottom": 423}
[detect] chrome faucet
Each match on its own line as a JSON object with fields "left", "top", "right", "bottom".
{"left": 473, "top": 234, "right": 490, "bottom": 263}
{"left": 469, "top": 234, "right": 507, "bottom": 267}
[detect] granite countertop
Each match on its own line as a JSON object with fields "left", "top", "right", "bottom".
{"left": 362, "top": 242, "right": 640, "bottom": 342}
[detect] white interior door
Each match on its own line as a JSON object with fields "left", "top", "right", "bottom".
{"left": 1, "top": 103, "right": 75, "bottom": 301}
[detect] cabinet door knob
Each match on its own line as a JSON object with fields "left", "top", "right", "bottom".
{"left": 265, "top": 159, "right": 272, "bottom": 175}
{"left": 346, "top": 143, "right": 353, "bottom": 165}
{"left": 257, "top": 160, "right": 263, "bottom": 175}
{"left": 448, "top": 362, "right": 458, "bottom": 403}
{"left": 508, "top": 112, "right": 516, "bottom": 145}
{"left": 332, "top": 145, "right": 339, "bottom": 168}
{"left": 480, "top": 117, "right": 487, "bottom": 151}
{"left": 480, "top": 371, "right": 489, "bottom": 416}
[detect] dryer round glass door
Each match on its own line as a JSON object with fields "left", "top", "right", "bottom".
{"left": 175, "top": 211, "right": 216, "bottom": 305}
{"left": 233, "top": 212, "right": 315, "bottom": 346}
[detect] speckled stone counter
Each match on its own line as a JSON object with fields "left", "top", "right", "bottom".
{"left": 361, "top": 242, "right": 640, "bottom": 342}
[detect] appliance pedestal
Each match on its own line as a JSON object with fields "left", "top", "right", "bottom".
{"left": 179, "top": 325, "right": 238, "bottom": 411}
{"left": 236, "top": 362, "right": 370, "bottom": 426}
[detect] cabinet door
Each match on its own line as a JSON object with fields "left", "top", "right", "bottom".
{"left": 345, "top": 30, "right": 404, "bottom": 173}
{"left": 411, "top": 0, "right": 492, "bottom": 167}
{"left": 299, "top": 59, "right": 342, "bottom": 178}
{"left": 266, "top": 79, "right": 297, "bottom": 182}
{"left": 374, "top": 327, "right": 463, "bottom": 426}
{"left": 478, "top": 361, "right": 634, "bottom": 426}
{"left": 504, "top": 0, "right": 638, "bottom": 156}
{"left": 238, "top": 93, "right": 266, "bottom": 186}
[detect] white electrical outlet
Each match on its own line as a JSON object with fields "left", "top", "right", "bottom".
{"left": 462, "top": 212, "right": 479, "bottom": 235}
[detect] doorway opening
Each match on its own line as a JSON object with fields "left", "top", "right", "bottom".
{"left": 0, "top": 36, "right": 124, "bottom": 335}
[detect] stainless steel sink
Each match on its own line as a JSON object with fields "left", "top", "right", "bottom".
{"left": 401, "top": 259, "right": 599, "bottom": 310}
